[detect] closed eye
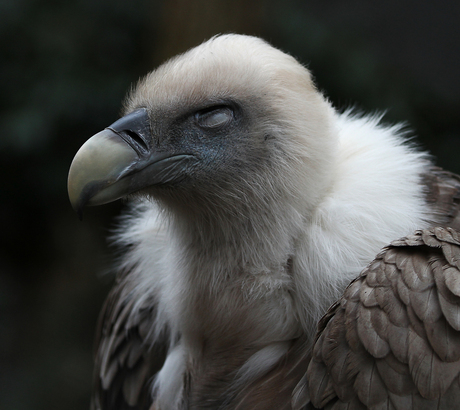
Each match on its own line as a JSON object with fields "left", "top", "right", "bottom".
{"left": 196, "top": 106, "right": 234, "bottom": 129}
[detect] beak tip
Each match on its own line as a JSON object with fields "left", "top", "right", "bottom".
{"left": 68, "top": 173, "right": 91, "bottom": 220}
{"left": 67, "top": 128, "right": 139, "bottom": 218}
{"left": 69, "top": 194, "right": 84, "bottom": 220}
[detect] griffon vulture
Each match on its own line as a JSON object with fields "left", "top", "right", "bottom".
{"left": 68, "top": 34, "right": 460, "bottom": 409}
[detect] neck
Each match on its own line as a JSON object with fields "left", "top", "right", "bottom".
{"left": 161, "top": 194, "right": 303, "bottom": 341}
{"left": 170, "top": 191, "right": 303, "bottom": 276}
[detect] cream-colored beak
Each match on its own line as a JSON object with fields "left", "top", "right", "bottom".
{"left": 68, "top": 128, "right": 139, "bottom": 214}
{"left": 68, "top": 109, "right": 197, "bottom": 218}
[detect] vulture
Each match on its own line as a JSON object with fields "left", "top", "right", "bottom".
{"left": 68, "top": 34, "right": 460, "bottom": 409}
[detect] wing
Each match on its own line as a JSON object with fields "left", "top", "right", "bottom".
{"left": 90, "top": 273, "right": 168, "bottom": 410}
{"left": 423, "top": 167, "right": 460, "bottom": 230}
{"left": 305, "top": 227, "right": 460, "bottom": 409}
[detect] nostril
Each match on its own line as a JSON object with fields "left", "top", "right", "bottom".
{"left": 123, "top": 129, "right": 149, "bottom": 153}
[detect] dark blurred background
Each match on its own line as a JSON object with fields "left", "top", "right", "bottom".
{"left": 1, "top": 0, "right": 459, "bottom": 408}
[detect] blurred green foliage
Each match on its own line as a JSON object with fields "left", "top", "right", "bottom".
{"left": 1, "top": 0, "right": 459, "bottom": 409}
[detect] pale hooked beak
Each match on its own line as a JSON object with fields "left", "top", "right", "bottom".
{"left": 68, "top": 108, "right": 196, "bottom": 218}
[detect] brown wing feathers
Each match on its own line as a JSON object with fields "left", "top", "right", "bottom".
{"left": 91, "top": 276, "right": 168, "bottom": 410}
{"left": 423, "top": 167, "right": 460, "bottom": 230}
{"left": 306, "top": 227, "right": 460, "bottom": 409}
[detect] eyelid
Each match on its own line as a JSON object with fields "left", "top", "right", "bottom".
{"left": 196, "top": 106, "right": 233, "bottom": 128}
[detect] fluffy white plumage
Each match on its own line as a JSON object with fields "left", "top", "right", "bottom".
{"left": 112, "top": 35, "right": 434, "bottom": 403}
{"left": 115, "top": 111, "right": 431, "bottom": 335}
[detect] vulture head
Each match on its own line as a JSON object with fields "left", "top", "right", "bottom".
{"left": 69, "top": 35, "right": 337, "bottom": 230}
